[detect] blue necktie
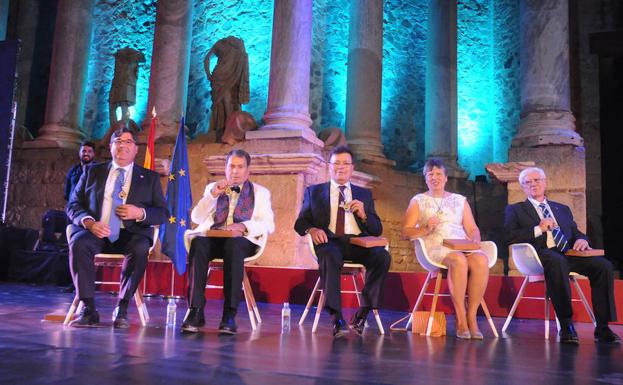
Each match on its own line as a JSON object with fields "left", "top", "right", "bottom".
{"left": 108, "top": 168, "right": 126, "bottom": 242}
{"left": 539, "top": 203, "right": 569, "bottom": 252}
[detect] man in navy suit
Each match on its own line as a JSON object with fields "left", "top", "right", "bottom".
{"left": 66, "top": 128, "right": 168, "bottom": 328}
{"left": 64, "top": 141, "right": 96, "bottom": 201}
{"left": 295, "top": 146, "right": 391, "bottom": 337}
{"left": 504, "top": 166, "right": 618, "bottom": 344}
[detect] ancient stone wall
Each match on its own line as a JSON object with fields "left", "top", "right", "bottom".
{"left": 7, "top": 143, "right": 507, "bottom": 275}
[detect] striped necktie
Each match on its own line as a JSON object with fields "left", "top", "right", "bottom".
{"left": 539, "top": 203, "right": 569, "bottom": 252}
{"left": 108, "top": 168, "right": 126, "bottom": 243}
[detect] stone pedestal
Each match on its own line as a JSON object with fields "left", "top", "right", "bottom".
{"left": 142, "top": 0, "right": 193, "bottom": 143}
{"left": 508, "top": 145, "right": 586, "bottom": 232}
{"left": 203, "top": 153, "right": 326, "bottom": 268}
{"left": 424, "top": 0, "right": 466, "bottom": 178}
{"left": 261, "top": 0, "right": 313, "bottom": 134}
{"left": 26, "top": 0, "right": 94, "bottom": 149}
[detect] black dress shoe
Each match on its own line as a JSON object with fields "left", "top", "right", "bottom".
{"left": 594, "top": 327, "right": 622, "bottom": 344}
{"left": 349, "top": 314, "right": 366, "bottom": 336}
{"left": 69, "top": 307, "right": 100, "bottom": 328}
{"left": 218, "top": 316, "right": 237, "bottom": 335}
{"left": 112, "top": 306, "right": 129, "bottom": 329}
{"left": 181, "top": 307, "right": 205, "bottom": 333}
{"left": 333, "top": 318, "right": 349, "bottom": 338}
{"left": 559, "top": 324, "right": 579, "bottom": 345}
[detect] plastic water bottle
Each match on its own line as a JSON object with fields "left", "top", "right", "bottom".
{"left": 166, "top": 298, "right": 177, "bottom": 327}
{"left": 281, "top": 302, "right": 291, "bottom": 333}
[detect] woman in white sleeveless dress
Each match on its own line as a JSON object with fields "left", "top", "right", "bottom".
{"left": 402, "top": 159, "right": 489, "bottom": 340}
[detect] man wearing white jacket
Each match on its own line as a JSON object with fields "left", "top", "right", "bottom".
{"left": 182, "top": 149, "right": 274, "bottom": 334}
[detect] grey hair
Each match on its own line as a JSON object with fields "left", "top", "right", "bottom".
{"left": 518, "top": 166, "right": 546, "bottom": 184}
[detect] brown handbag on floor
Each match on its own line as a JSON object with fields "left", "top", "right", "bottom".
{"left": 412, "top": 310, "right": 446, "bottom": 336}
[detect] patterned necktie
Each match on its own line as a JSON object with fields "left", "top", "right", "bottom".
{"left": 108, "top": 168, "right": 126, "bottom": 242}
{"left": 336, "top": 185, "right": 346, "bottom": 236}
{"left": 539, "top": 203, "right": 569, "bottom": 252}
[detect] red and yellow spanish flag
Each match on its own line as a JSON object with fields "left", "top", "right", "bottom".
{"left": 143, "top": 107, "right": 156, "bottom": 170}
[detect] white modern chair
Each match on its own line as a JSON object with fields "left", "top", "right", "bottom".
{"left": 63, "top": 226, "right": 158, "bottom": 326}
{"left": 390, "top": 238, "right": 499, "bottom": 337}
{"left": 502, "top": 243, "right": 596, "bottom": 339}
{"left": 298, "top": 235, "right": 385, "bottom": 334}
{"left": 183, "top": 229, "right": 266, "bottom": 330}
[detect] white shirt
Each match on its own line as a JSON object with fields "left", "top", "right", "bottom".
{"left": 101, "top": 161, "right": 133, "bottom": 227}
{"left": 528, "top": 197, "right": 556, "bottom": 248}
{"left": 328, "top": 180, "right": 362, "bottom": 235}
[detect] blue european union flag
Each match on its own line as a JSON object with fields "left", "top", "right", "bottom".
{"left": 159, "top": 117, "right": 191, "bottom": 274}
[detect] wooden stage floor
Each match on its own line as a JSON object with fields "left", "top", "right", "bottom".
{"left": 0, "top": 283, "right": 621, "bottom": 385}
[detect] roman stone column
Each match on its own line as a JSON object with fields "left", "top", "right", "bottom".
{"left": 424, "top": 0, "right": 466, "bottom": 177}
{"left": 512, "top": 0, "right": 582, "bottom": 147}
{"left": 345, "top": 0, "right": 390, "bottom": 164}
{"left": 28, "top": 0, "right": 94, "bottom": 148}
{"left": 142, "top": 0, "right": 193, "bottom": 142}
{"left": 260, "top": 0, "right": 314, "bottom": 138}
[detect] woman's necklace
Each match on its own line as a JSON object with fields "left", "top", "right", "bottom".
{"left": 429, "top": 192, "right": 445, "bottom": 216}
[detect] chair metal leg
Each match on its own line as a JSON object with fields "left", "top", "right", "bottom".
{"left": 299, "top": 277, "right": 321, "bottom": 325}
{"left": 64, "top": 295, "right": 80, "bottom": 325}
{"left": 390, "top": 272, "right": 433, "bottom": 332}
{"left": 241, "top": 277, "right": 257, "bottom": 330}
{"left": 136, "top": 288, "right": 150, "bottom": 322}
{"left": 570, "top": 276, "right": 597, "bottom": 326}
{"left": 352, "top": 274, "right": 363, "bottom": 307}
{"left": 426, "top": 272, "right": 443, "bottom": 336}
{"left": 134, "top": 291, "right": 147, "bottom": 327}
{"left": 312, "top": 291, "right": 325, "bottom": 333}
{"left": 372, "top": 309, "right": 385, "bottom": 335}
{"left": 545, "top": 297, "right": 551, "bottom": 340}
{"left": 409, "top": 272, "right": 432, "bottom": 331}
{"left": 479, "top": 299, "right": 498, "bottom": 337}
{"left": 243, "top": 270, "right": 261, "bottom": 324}
{"left": 501, "top": 276, "right": 529, "bottom": 332}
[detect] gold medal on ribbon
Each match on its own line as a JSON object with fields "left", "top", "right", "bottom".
{"left": 119, "top": 190, "right": 127, "bottom": 199}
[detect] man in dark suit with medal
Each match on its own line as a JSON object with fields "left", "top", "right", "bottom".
{"left": 295, "top": 146, "right": 391, "bottom": 337}
{"left": 504, "top": 166, "right": 619, "bottom": 344}
{"left": 66, "top": 128, "right": 168, "bottom": 328}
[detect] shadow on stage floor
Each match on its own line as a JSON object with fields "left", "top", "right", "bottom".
{"left": 0, "top": 282, "right": 621, "bottom": 385}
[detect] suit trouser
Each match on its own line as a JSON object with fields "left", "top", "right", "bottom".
{"left": 314, "top": 237, "right": 392, "bottom": 313}
{"left": 539, "top": 248, "right": 617, "bottom": 325}
{"left": 188, "top": 236, "right": 257, "bottom": 313}
{"left": 69, "top": 228, "right": 150, "bottom": 302}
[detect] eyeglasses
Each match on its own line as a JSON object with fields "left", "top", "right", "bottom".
{"left": 522, "top": 178, "right": 545, "bottom": 185}
{"left": 329, "top": 162, "right": 353, "bottom": 167}
{"left": 112, "top": 139, "right": 135, "bottom": 146}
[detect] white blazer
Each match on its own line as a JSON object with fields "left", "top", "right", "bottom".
{"left": 186, "top": 181, "right": 275, "bottom": 247}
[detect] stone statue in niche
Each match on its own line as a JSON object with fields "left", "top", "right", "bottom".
{"left": 205, "top": 36, "right": 250, "bottom": 142}
{"left": 108, "top": 47, "right": 145, "bottom": 129}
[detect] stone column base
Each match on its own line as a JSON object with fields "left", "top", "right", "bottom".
{"left": 347, "top": 139, "right": 396, "bottom": 168}
{"left": 508, "top": 144, "right": 586, "bottom": 232}
{"left": 23, "top": 123, "right": 84, "bottom": 149}
{"left": 512, "top": 111, "right": 583, "bottom": 147}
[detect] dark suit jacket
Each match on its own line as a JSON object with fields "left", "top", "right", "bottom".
{"left": 66, "top": 162, "right": 168, "bottom": 244}
{"left": 294, "top": 182, "right": 383, "bottom": 238}
{"left": 504, "top": 199, "right": 587, "bottom": 249}
{"left": 64, "top": 164, "right": 83, "bottom": 201}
